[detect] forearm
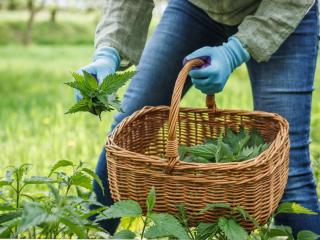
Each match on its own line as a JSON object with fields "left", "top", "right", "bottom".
{"left": 235, "top": 0, "right": 315, "bottom": 62}
{"left": 95, "top": 0, "right": 155, "bottom": 67}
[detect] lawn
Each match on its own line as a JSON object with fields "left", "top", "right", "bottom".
{"left": 0, "top": 45, "right": 320, "bottom": 191}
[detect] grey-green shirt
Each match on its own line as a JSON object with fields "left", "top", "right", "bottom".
{"left": 94, "top": 0, "right": 314, "bottom": 65}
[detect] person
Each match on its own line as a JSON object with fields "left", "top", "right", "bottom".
{"left": 77, "top": 0, "right": 320, "bottom": 236}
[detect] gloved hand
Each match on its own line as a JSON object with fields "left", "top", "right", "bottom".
{"left": 75, "top": 47, "right": 120, "bottom": 101}
{"left": 184, "top": 36, "right": 250, "bottom": 95}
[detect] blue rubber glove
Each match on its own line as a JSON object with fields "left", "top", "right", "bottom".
{"left": 75, "top": 47, "right": 120, "bottom": 101}
{"left": 184, "top": 37, "right": 250, "bottom": 95}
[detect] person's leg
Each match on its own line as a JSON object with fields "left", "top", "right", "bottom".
{"left": 246, "top": 2, "right": 320, "bottom": 236}
{"left": 92, "top": 0, "right": 229, "bottom": 234}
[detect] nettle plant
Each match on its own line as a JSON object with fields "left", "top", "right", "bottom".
{"left": 65, "top": 70, "right": 135, "bottom": 119}
{"left": 0, "top": 163, "right": 319, "bottom": 239}
{"left": 0, "top": 161, "right": 109, "bottom": 239}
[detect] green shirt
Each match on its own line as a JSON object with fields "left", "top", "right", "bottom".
{"left": 94, "top": 0, "right": 314, "bottom": 65}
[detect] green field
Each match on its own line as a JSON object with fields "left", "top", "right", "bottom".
{"left": 0, "top": 11, "right": 319, "bottom": 195}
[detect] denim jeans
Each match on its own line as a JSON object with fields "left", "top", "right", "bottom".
{"left": 92, "top": 0, "right": 320, "bottom": 235}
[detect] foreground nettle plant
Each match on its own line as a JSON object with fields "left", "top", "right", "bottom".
{"left": 1, "top": 163, "right": 318, "bottom": 239}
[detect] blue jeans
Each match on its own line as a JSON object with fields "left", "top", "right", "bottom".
{"left": 93, "top": 0, "right": 320, "bottom": 235}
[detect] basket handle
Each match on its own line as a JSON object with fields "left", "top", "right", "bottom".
{"left": 164, "top": 59, "right": 217, "bottom": 174}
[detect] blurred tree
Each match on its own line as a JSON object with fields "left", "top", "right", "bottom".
{"left": 8, "top": 0, "right": 18, "bottom": 10}
{"left": 23, "top": 0, "right": 45, "bottom": 45}
{"left": 49, "top": 0, "right": 58, "bottom": 23}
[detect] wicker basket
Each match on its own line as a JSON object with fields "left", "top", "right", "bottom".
{"left": 106, "top": 59, "right": 290, "bottom": 229}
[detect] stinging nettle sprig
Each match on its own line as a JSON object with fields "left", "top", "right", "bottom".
{"left": 65, "top": 70, "right": 136, "bottom": 120}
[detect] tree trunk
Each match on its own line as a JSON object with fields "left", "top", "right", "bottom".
{"left": 8, "top": 0, "right": 17, "bottom": 10}
{"left": 23, "top": 8, "right": 35, "bottom": 45}
{"left": 23, "top": 0, "right": 45, "bottom": 45}
{"left": 50, "top": 8, "right": 57, "bottom": 23}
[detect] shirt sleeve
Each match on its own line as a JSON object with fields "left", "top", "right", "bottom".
{"left": 235, "top": 0, "right": 315, "bottom": 62}
{"left": 94, "top": 0, "right": 155, "bottom": 66}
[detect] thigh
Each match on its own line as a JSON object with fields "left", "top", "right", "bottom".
{"left": 110, "top": 0, "right": 228, "bottom": 130}
{"left": 246, "top": 3, "right": 319, "bottom": 208}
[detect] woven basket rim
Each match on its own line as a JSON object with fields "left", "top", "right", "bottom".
{"left": 106, "top": 105, "right": 289, "bottom": 171}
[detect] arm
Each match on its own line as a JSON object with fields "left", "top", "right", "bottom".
{"left": 95, "top": 0, "right": 155, "bottom": 67}
{"left": 235, "top": 0, "right": 315, "bottom": 62}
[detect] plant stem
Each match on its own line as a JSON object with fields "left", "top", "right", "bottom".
{"left": 65, "top": 183, "right": 71, "bottom": 196}
{"left": 15, "top": 172, "right": 20, "bottom": 209}
{"left": 140, "top": 216, "right": 148, "bottom": 240}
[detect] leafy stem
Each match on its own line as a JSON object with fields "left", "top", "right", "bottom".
{"left": 140, "top": 215, "right": 148, "bottom": 240}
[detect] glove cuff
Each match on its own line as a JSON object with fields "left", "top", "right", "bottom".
{"left": 225, "top": 36, "right": 250, "bottom": 69}
{"left": 93, "top": 47, "right": 121, "bottom": 71}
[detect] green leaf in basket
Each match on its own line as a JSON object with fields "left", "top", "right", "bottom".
{"left": 179, "top": 127, "right": 270, "bottom": 164}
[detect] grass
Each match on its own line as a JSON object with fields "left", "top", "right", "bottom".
{"left": 0, "top": 10, "right": 159, "bottom": 45}
{"left": 0, "top": 11, "right": 98, "bottom": 45}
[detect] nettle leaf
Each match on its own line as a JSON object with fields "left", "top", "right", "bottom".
{"left": 98, "top": 200, "right": 142, "bottom": 220}
{"left": 0, "top": 211, "right": 21, "bottom": 224}
{"left": 215, "top": 135, "right": 234, "bottom": 163}
{"left": 48, "top": 184, "right": 61, "bottom": 204}
{"left": 248, "top": 128, "right": 265, "bottom": 147}
{"left": 48, "top": 160, "right": 74, "bottom": 177}
{"left": 0, "top": 180, "right": 12, "bottom": 188}
{"left": 59, "top": 216, "right": 88, "bottom": 239}
{"left": 11, "top": 164, "right": 31, "bottom": 183}
{"left": 99, "top": 71, "right": 135, "bottom": 94}
{"left": 235, "top": 205, "right": 258, "bottom": 226}
{"left": 0, "top": 217, "right": 21, "bottom": 237}
{"left": 297, "top": 230, "right": 320, "bottom": 240}
{"left": 70, "top": 172, "right": 92, "bottom": 190}
{"left": 65, "top": 98, "right": 91, "bottom": 114}
{"left": 24, "top": 176, "right": 56, "bottom": 185}
{"left": 82, "top": 70, "right": 98, "bottom": 90}
{"left": 0, "top": 226, "right": 11, "bottom": 238}
{"left": 146, "top": 213, "right": 189, "bottom": 240}
{"left": 276, "top": 202, "right": 317, "bottom": 215}
{"left": 185, "top": 144, "right": 217, "bottom": 160}
{"left": 218, "top": 217, "right": 248, "bottom": 240}
{"left": 146, "top": 187, "right": 156, "bottom": 214}
{"left": 258, "top": 226, "right": 293, "bottom": 240}
{"left": 199, "top": 203, "right": 231, "bottom": 215}
{"left": 0, "top": 203, "right": 15, "bottom": 211}
{"left": 112, "top": 230, "right": 136, "bottom": 239}
{"left": 81, "top": 168, "right": 104, "bottom": 194}
{"left": 196, "top": 222, "right": 219, "bottom": 240}
{"left": 17, "top": 203, "right": 50, "bottom": 233}
{"left": 66, "top": 72, "right": 91, "bottom": 97}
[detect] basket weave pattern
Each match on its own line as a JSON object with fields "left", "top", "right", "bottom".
{"left": 106, "top": 59, "right": 290, "bottom": 229}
